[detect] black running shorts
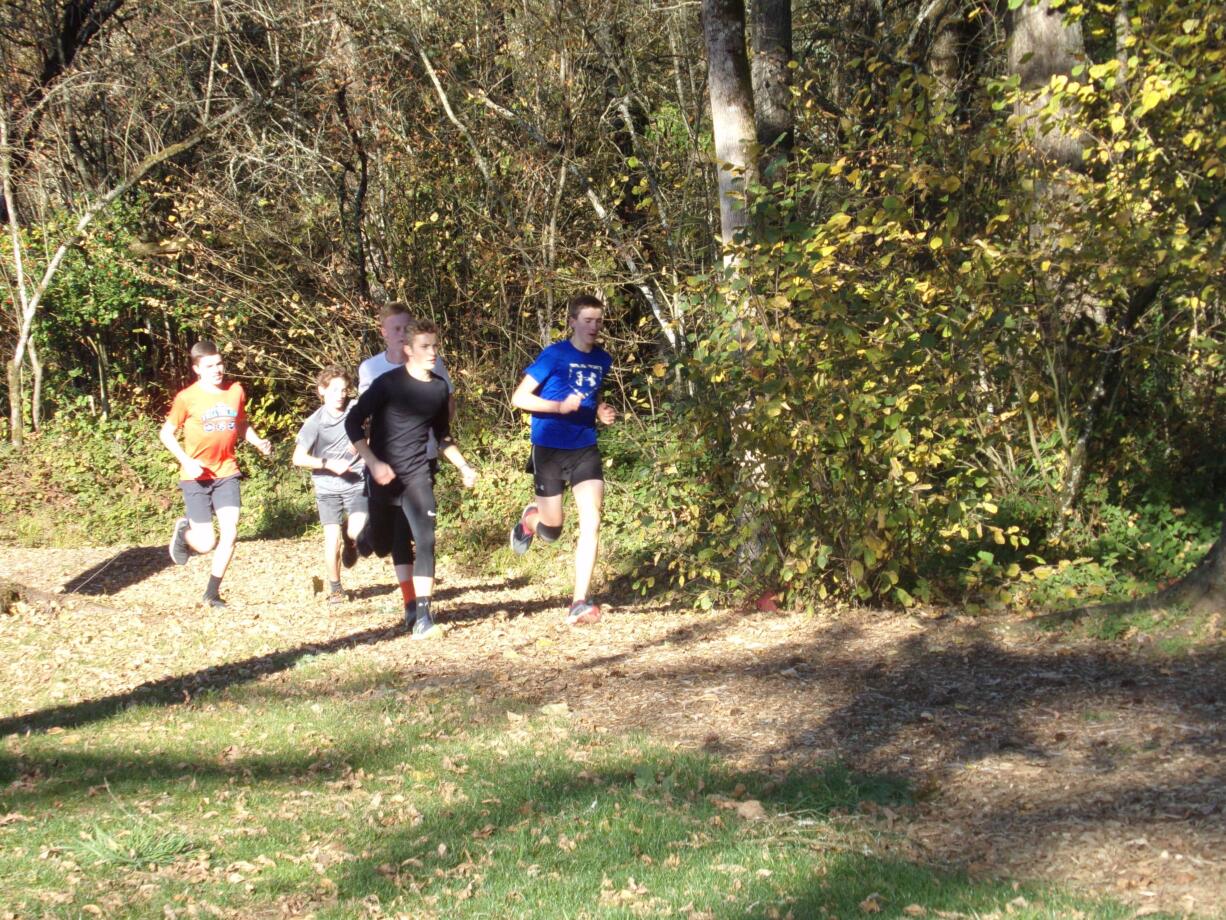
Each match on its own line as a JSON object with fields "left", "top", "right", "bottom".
{"left": 178, "top": 474, "right": 241, "bottom": 523}
{"left": 527, "top": 444, "right": 603, "bottom": 498}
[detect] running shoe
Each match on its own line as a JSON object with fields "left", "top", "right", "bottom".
{"left": 404, "top": 600, "right": 417, "bottom": 629}
{"left": 510, "top": 503, "right": 538, "bottom": 555}
{"left": 341, "top": 533, "right": 358, "bottom": 568}
{"left": 202, "top": 593, "right": 227, "bottom": 609}
{"left": 169, "top": 517, "right": 191, "bottom": 565}
{"left": 327, "top": 590, "right": 347, "bottom": 606}
{"left": 566, "top": 599, "right": 602, "bottom": 625}
{"left": 411, "top": 609, "right": 440, "bottom": 639}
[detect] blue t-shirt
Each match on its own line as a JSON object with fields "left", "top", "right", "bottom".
{"left": 524, "top": 340, "right": 613, "bottom": 449}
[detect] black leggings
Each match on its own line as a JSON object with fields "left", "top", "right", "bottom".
{"left": 396, "top": 475, "right": 437, "bottom": 579}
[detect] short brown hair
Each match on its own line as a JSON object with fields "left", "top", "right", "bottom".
{"left": 316, "top": 364, "right": 351, "bottom": 391}
{"left": 567, "top": 294, "right": 604, "bottom": 321}
{"left": 378, "top": 301, "right": 411, "bottom": 323}
{"left": 190, "top": 340, "right": 219, "bottom": 366}
{"left": 405, "top": 317, "right": 438, "bottom": 339}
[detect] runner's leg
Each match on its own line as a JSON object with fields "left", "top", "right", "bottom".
{"left": 571, "top": 478, "right": 604, "bottom": 603}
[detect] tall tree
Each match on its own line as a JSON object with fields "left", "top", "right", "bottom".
{"left": 702, "top": 0, "right": 759, "bottom": 258}
{"left": 1007, "top": 0, "right": 1086, "bottom": 168}
{"left": 0, "top": 0, "right": 298, "bottom": 444}
{"left": 749, "top": 0, "right": 792, "bottom": 173}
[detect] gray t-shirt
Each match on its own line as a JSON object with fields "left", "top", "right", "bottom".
{"left": 358, "top": 353, "right": 453, "bottom": 459}
{"left": 296, "top": 404, "right": 365, "bottom": 494}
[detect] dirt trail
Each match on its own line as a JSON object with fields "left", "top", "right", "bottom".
{"left": 2, "top": 540, "right": 1223, "bottom": 916}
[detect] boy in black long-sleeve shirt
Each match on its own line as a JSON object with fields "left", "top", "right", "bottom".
{"left": 346, "top": 318, "right": 477, "bottom": 637}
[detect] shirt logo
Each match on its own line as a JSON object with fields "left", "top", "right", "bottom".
{"left": 569, "top": 364, "right": 602, "bottom": 394}
{"left": 201, "top": 404, "right": 238, "bottom": 433}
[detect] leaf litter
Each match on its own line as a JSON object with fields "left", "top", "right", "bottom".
{"left": 1, "top": 540, "right": 1223, "bottom": 916}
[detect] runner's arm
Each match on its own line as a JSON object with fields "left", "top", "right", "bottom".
{"left": 291, "top": 443, "right": 348, "bottom": 474}
{"left": 439, "top": 437, "right": 477, "bottom": 488}
{"left": 244, "top": 424, "right": 272, "bottom": 456}
{"left": 511, "top": 373, "right": 581, "bottom": 414}
{"left": 158, "top": 420, "right": 204, "bottom": 478}
{"left": 344, "top": 383, "right": 394, "bottom": 483}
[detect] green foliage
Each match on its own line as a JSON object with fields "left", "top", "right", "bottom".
{"left": 1061, "top": 491, "right": 1221, "bottom": 584}
{"left": 0, "top": 408, "right": 174, "bottom": 546}
{"left": 0, "top": 410, "right": 312, "bottom": 547}
{"left": 7, "top": 201, "right": 199, "bottom": 415}
{"left": 639, "top": 3, "right": 1224, "bottom": 609}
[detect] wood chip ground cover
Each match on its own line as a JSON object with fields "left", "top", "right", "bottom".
{"left": 1, "top": 541, "right": 1223, "bottom": 917}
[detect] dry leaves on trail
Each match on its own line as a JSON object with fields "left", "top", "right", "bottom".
{"left": 1, "top": 540, "right": 1224, "bottom": 916}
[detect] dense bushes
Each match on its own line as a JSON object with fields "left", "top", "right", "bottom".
{"left": 0, "top": 408, "right": 313, "bottom": 547}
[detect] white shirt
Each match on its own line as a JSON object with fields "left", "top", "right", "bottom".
{"left": 358, "top": 353, "right": 454, "bottom": 459}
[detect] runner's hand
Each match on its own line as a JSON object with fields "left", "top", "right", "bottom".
{"left": 323, "top": 458, "right": 351, "bottom": 475}
{"left": 460, "top": 465, "right": 477, "bottom": 489}
{"left": 597, "top": 402, "right": 618, "bottom": 425}
{"left": 558, "top": 393, "right": 582, "bottom": 414}
{"left": 369, "top": 458, "right": 396, "bottom": 485}
{"left": 182, "top": 459, "right": 206, "bottom": 479}
{"left": 254, "top": 436, "right": 272, "bottom": 456}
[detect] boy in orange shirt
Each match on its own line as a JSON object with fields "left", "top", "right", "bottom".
{"left": 159, "top": 340, "right": 272, "bottom": 607}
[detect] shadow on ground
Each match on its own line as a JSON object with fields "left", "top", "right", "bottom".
{"left": 64, "top": 545, "right": 174, "bottom": 595}
{"left": 0, "top": 621, "right": 407, "bottom": 737}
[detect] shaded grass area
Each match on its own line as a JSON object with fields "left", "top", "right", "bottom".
{"left": 1, "top": 659, "right": 1143, "bottom": 919}
{"left": 1028, "top": 589, "right": 1223, "bottom": 654}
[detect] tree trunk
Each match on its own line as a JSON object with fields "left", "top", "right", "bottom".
{"left": 334, "top": 83, "right": 371, "bottom": 299}
{"left": 928, "top": 12, "right": 960, "bottom": 111}
{"left": 1007, "top": 0, "right": 1086, "bottom": 168}
{"left": 749, "top": 0, "right": 792, "bottom": 175}
{"left": 1007, "top": 0, "right": 1091, "bottom": 530}
{"left": 702, "top": 0, "right": 759, "bottom": 257}
{"left": 6, "top": 358, "right": 23, "bottom": 447}
{"left": 28, "top": 337, "right": 42, "bottom": 430}
{"left": 703, "top": 0, "right": 770, "bottom": 577}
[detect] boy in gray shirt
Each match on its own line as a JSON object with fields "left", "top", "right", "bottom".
{"left": 293, "top": 366, "right": 369, "bottom": 604}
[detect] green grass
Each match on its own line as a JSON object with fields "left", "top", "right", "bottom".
{"left": 1, "top": 663, "right": 1146, "bottom": 919}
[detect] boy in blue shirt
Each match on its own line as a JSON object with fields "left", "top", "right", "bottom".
{"left": 509, "top": 295, "right": 618, "bottom": 625}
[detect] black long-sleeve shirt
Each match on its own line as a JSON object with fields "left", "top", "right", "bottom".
{"left": 345, "top": 368, "right": 449, "bottom": 487}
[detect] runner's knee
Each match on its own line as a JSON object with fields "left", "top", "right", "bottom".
{"left": 188, "top": 526, "right": 216, "bottom": 553}
{"left": 536, "top": 521, "right": 563, "bottom": 543}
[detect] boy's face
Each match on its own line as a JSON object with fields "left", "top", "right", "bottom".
{"left": 318, "top": 376, "right": 348, "bottom": 411}
{"left": 570, "top": 307, "right": 603, "bottom": 346}
{"left": 380, "top": 313, "right": 410, "bottom": 359}
{"left": 193, "top": 354, "right": 224, "bottom": 388}
{"left": 404, "top": 332, "right": 438, "bottom": 372}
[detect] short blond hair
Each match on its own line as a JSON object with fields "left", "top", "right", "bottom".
{"left": 378, "top": 301, "right": 411, "bottom": 323}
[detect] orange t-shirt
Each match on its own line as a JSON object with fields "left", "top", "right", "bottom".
{"left": 166, "top": 381, "right": 247, "bottom": 480}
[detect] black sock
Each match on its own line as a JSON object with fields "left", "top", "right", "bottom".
{"left": 415, "top": 596, "right": 432, "bottom": 619}
{"left": 329, "top": 580, "right": 342, "bottom": 594}
{"left": 204, "top": 575, "right": 223, "bottom": 600}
